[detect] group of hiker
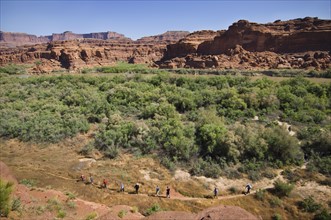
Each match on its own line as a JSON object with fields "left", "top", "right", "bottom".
{"left": 80, "top": 174, "right": 172, "bottom": 198}
{"left": 80, "top": 174, "right": 252, "bottom": 198}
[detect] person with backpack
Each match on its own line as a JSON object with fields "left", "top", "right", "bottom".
{"left": 213, "top": 187, "right": 219, "bottom": 198}
{"left": 134, "top": 183, "right": 140, "bottom": 194}
{"left": 103, "top": 179, "right": 108, "bottom": 189}
{"left": 89, "top": 175, "right": 94, "bottom": 185}
{"left": 120, "top": 182, "right": 125, "bottom": 192}
{"left": 245, "top": 183, "right": 252, "bottom": 195}
{"left": 156, "top": 185, "right": 160, "bottom": 196}
{"left": 166, "top": 186, "right": 170, "bottom": 198}
{"left": 80, "top": 174, "right": 85, "bottom": 182}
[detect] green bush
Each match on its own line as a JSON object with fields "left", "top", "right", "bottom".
{"left": 190, "top": 158, "right": 221, "bottom": 178}
{"left": 273, "top": 180, "right": 294, "bottom": 197}
{"left": 19, "top": 179, "right": 36, "bottom": 188}
{"left": 228, "top": 186, "right": 239, "bottom": 194}
{"left": 65, "top": 191, "right": 76, "bottom": 200}
{"left": 11, "top": 197, "right": 21, "bottom": 212}
{"left": 118, "top": 210, "right": 127, "bottom": 218}
{"left": 269, "top": 197, "right": 283, "bottom": 207}
{"left": 255, "top": 189, "right": 266, "bottom": 201}
{"left": 314, "top": 209, "right": 331, "bottom": 220}
{"left": 282, "top": 169, "right": 301, "bottom": 183}
{"left": 85, "top": 212, "right": 98, "bottom": 220}
{"left": 308, "top": 156, "right": 331, "bottom": 176}
{"left": 66, "top": 201, "right": 76, "bottom": 209}
{"left": 0, "top": 179, "right": 14, "bottom": 217}
{"left": 272, "top": 213, "right": 282, "bottom": 220}
{"left": 57, "top": 209, "right": 66, "bottom": 218}
{"left": 298, "top": 196, "right": 322, "bottom": 213}
{"left": 145, "top": 203, "right": 161, "bottom": 216}
{"left": 0, "top": 64, "right": 28, "bottom": 75}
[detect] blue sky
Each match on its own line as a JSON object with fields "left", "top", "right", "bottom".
{"left": 1, "top": 0, "right": 330, "bottom": 40}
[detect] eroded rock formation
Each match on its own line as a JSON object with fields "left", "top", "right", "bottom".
{"left": 1, "top": 17, "right": 330, "bottom": 72}
{"left": 160, "top": 17, "right": 331, "bottom": 70}
{"left": 0, "top": 38, "right": 167, "bottom": 72}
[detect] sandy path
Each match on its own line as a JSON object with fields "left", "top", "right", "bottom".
{"left": 14, "top": 166, "right": 281, "bottom": 202}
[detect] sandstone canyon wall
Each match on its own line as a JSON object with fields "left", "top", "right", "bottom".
{"left": 159, "top": 17, "right": 331, "bottom": 70}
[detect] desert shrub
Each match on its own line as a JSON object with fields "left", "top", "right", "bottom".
{"left": 160, "top": 157, "right": 175, "bottom": 171}
{"left": 228, "top": 186, "right": 239, "bottom": 194}
{"left": 298, "top": 196, "right": 322, "bottom": 213}
{"left": 272, "top": 213, "right": 282, "bottom": 220}
{"left": 0, "top": 179, "right": 14, "bottom": 217}
{"left": 96, "top": 62, "right": 154, "bottom": 74}
{"left": 145, "top": 203, "right": 161, "bottom": 216}
{"left": 65, "top": 191, "right": 76, "bottom": 200}
{"left": 19, "top": 179, "right": 36, "bottom": 188}
{"left": 11, "top": 197, "right": 21, "bottom": 212}
{"left": 262, "top": 169, "right": 277, "bottom": 179}
{"left": 190, "top": 158, "right": 221, "bottom": 178}
{"left": 223, "top": 168, "right": 242, "bottom": 179}
{"left": 131, "top": 206, "right": 139, "bottom": 213}
{"left": 255, "top": 189, "right": 266, "bottom": 201}
{"left": 35, "top": 205, "right": 46, "bottom": 215}
{"left": 0, "top": 64, "right": 28, "bottom": 75}
{"left": 269, "top": 197, "right": 283, "bottom": 207}
{"left": 118, "top": 210, "right": 127, "bottom": 218}
{"left": 282, "top": 169, "right": 301, "bottom": 183}
{"left": 247, "top": 170, "right": 262, "bottom": 181}
{"left": 273, "top": 180, "right": 294, "bottom": 197}
{"left": 264, "top": 126, "right": 303, "bottom": 164}
{"left": 46, "top": 197, "right": 62, "bottom": 211}
{"left": 66, "top": 201, "right": 76, "bottom": 209}
{"left": 57, "top": 209, "right": 66, "bottom": 218}
{"left": 80, "top": 142, "right": 95, "bottom": 155}
{"left": 314, "top": 209, "right": 331, "bottom": 220}
{"left": 85, "top": 212, "right": 98, "bottom": 220}
{"left": 308, "top": 155, "right": 331, "bottom": 176}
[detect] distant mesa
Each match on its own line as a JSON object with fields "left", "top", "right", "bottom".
{"left": 136, "top": 31, "right": 190, "bottom": 43}
{"left": 0, "top": 30, "right": 190, "bottom": 47}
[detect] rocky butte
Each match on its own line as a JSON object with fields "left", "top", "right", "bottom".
{"left": 0, "top": 17, "right": 330, "bottom": 72}
{"left": 0, "top": 31, "right": 131, "bottom": 47}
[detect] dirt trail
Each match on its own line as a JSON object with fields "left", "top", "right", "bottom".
{"left": 14, "top": 166, "right": 282, "bottom": 202}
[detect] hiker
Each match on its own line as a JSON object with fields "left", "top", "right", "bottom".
{"left": 245, "top": 183, "right": 252, "bottom": 195}
{"left": 120, "top": 182, "right": 125, "bottom": 192}
{"left": 80, "top": 174, "right": 85, "bottom": 182}
{"left": 166, "top": 186, "right": 170, "bottom": 198}
{"left": 156, "top": 185, "right": 160, "bottom": 196}
{"left": 213, "top": 187, "right": 219, "bottom": 198}
{"left": 103, "top": 179, "right": 108, "bottom": 189}
{"left": 134, "top": 183, "right": 140, "bottom": 194}
{"left": 89, "top": 175, "right": 94, "bottom": 185}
